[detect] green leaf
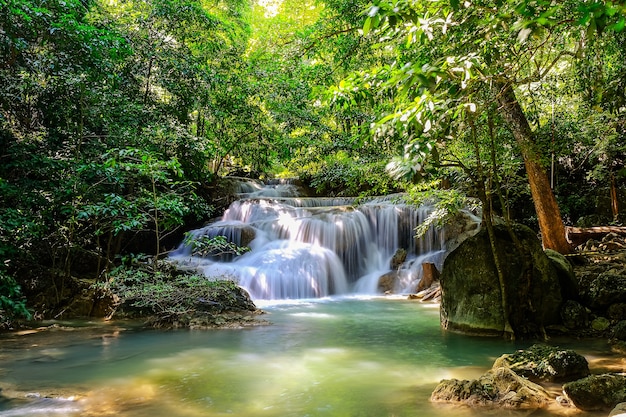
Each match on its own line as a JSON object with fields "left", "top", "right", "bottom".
{"left": 610, "top": 17, "right": 625, "bottom": 32}
{"left": 363, "top": 16, "right": 373, "bottom": 34}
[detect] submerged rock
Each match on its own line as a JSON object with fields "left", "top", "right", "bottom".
{"left": 431, "top": 366, "right": 550, "bottom": 409}
{"left": 439, "top": 224, "right": 562, "bottom": 337}
{"left": 492, "top": 344, "right": 590, "bottom": 383}
{"left": 563, "top": 373, "right": 626, "bottom": 411}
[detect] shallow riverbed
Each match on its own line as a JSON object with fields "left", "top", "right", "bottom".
{"left": 0, "top": 298, "right": 617, "bottom": 417}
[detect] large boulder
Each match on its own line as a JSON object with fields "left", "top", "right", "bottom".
{"left": 431, "top": 366, "right": 550, "bottom": 409}
{"left": 545, "top": 249, "right": 578, "bottom": 300}
{"left": 563, "top": 374, "right": 626, "bottom": 411}
{"left": 492, "top": 344, "right": 589, "bottom": 383}
{"left": 439, "top": 224, "right": 562, "bottom": 336}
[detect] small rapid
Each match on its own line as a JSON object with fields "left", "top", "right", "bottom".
{"left": 171, "top": 179, "right": 453, "bottom": 300}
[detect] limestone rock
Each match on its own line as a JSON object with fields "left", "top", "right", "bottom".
{"left": 492, "top": 344, "right": 589, "bottom": 383}
{"left": 563, "top": 373, "right": 626, "bottom": 411}
{"left": 431, "top": 366, "right": 550, "bottom": 409}
{"left": 439, "top": 224, "right": 562, "bottom": 337}
{"left": 378, "top": 272, "right": 399, "bottom": 293}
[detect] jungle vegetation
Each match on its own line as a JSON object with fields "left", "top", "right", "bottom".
{"left": 0, "top": 0, "right": 624, "bottom": 323}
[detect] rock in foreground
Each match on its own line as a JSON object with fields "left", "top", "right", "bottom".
{"left": 440, "top": 224, "right": 562, "bottom": 337}
{"left": 431, "top": 367, "right": 551, "bottom": 409}
{"left": 563, "top": 373, "right": 626, "bottom": 411}
{"left": 492, "top": 344, "right": 590, "bottom": 383}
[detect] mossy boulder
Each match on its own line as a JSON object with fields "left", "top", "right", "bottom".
{"left": 563, "top": 374, "right": 626, "bottom": 411}
{"left": 545, "top": 249, "right": 578, "bottom": 300}
{"left": 492, "top": 344, "right": 589, "bottom": 383}
{"left": 431, "top": 366, "right": 550, "bottom": 409}
{"left": 439, "top": 224, "right": 562, "bottom": 337}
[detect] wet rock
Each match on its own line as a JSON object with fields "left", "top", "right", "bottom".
{"left": 378, "top": 272, "right": 399, "bottom": 293}
{"left": 609, "top": 402, "right": 626, "bottom": 417}
{"left": 416, "top": 263, "right": 439, "bottom": 292}
{"left": 439, "top": 224, "right": 562, "bottom": 337}
{"left": 390, "top": 248, "right": 407, "bottom": 270}
{"left": 563, "top": 373, "right": 626, "bottom": 411}
{"left": 239, "top": 225, "right": 257, "bottom": 248}
{"left": 431, "top": 366, "right": 550, "bottom": 409}
{"left": 492, "top": 344, "right": 589, "bottom": 383}
{"left": 560, "top": 300, "right": 589, "bottom": 329}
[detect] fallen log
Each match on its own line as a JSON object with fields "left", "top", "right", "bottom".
{"left": 565, "top": 226, "right": 626, "bottom": 247}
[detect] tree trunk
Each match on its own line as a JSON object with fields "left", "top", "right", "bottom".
{"left": 611, "top": 172, "right": 619, "bottom": 222}
{"left": 494, "top": 82, "right": 572, "bottom": 254}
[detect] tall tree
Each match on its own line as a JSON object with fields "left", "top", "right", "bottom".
{"left": 360, "top": 0, "right": 626, "bottom": 253}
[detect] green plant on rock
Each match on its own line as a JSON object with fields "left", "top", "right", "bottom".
{"left": 106, "top": 260, "right": 253, "bottom": 328}
{"left": 184, "top": 235, "right": 251, "bottom": 258}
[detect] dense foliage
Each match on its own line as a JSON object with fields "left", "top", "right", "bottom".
{"left": 0, "top": 0, "right": 624, "bottom": 322}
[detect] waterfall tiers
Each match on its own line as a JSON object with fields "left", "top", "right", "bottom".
{"left": 171, "top": 178, "right": 479, "bottom": 300}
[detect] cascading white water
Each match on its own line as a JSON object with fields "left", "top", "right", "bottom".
{"left": 171, "top": 179, "right": 449, "bottom": 300}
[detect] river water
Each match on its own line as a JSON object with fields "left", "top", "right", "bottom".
{"left": 0, "top": 297, "right": 614, "bottom": 417}
{"left": 0, "top": 180, "right": 617, "bottom": 416}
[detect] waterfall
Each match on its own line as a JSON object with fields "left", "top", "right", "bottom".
{"left": 171, "top": 180, "right": 457, "bottom": 300}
